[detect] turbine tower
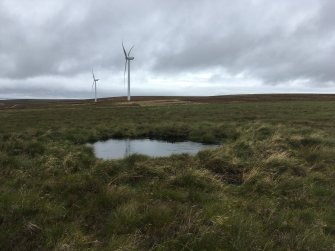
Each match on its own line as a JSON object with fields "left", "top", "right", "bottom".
{"left": 92, "top": 69, "right": 99, "bottom": 103}
{"left": 122, "top": 42, "right": 134, "bottom": 101}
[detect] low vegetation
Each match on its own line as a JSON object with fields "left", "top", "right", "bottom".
{"left": 0, "top": 98, "right": 334, "bottom": 250}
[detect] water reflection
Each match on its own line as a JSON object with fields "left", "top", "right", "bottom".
{"left": 90, "top": 138, "right": 218, "bottom": 160}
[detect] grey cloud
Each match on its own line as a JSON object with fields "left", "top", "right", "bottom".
{"left": 0, "top": 0, "right": 334, "bottom": 99}
{"left": 152, "top": 0, "right": 335, "bottom": 84}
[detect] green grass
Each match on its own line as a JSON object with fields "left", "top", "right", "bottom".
{"left": 0, "top": 100, "right": 334, "bottom": 250}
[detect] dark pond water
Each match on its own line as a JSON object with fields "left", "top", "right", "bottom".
{"left": 90, "top": 139, "right": 218, "bottom": 160}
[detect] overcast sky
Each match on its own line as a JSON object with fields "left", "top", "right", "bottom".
{"left": 0, "top": 0, "right": 334, "bottom": 99}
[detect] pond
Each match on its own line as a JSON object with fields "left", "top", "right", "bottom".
{"left": 90, "top": 138, "right": 218, "bottom": 160}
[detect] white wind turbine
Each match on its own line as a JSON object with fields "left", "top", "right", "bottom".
{"left": 122, "top": 42, "right": 135, "bottom": 101}
{"left": 92, "top": 69, "right": 100, "bottom": 103}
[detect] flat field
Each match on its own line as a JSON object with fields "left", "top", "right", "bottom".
{"left": 0, "top": 95, "right": 334, "bottom": 250}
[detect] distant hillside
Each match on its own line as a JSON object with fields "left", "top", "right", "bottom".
{"left": 1, "top": 94, "right": 335, "bottom": 109}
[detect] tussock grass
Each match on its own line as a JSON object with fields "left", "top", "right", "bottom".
{"left": 0, "top": 101, "right": 334, "bottom": 250}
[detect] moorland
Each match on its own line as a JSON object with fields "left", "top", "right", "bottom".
{"left": 0, "top": 94, "right": 334, "bottom": 250}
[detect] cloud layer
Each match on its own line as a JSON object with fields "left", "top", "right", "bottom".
{"left": 0, "top": 0, "right": 334, "bottom": 98}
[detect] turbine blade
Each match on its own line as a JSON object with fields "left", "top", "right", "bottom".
{"left": 92, "top": 80, "right": 95, "bottom": 88}
{"left": 122, "top": 41, "right": 127, "bottom": 58}
{"left": 128, "top": 45, "right": 134, "bottom": 56}
{"left": 92, "top": 69, "right": 95, "bottom": 80}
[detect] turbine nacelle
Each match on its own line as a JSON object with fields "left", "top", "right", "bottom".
{"left": 127, "top": 57, "right": 134, "bottom": 60}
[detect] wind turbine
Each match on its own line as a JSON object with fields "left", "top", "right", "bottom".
{"left": 122, "top": 42, "right": 134, "bottom": 101}
{"left": 92, "top": 69, "right": 99, "bottom": 103}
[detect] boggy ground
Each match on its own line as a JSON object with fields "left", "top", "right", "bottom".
{"left": 0, "top": 97, "right": 334, "bottom": 250}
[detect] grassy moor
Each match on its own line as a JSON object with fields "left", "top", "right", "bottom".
{"left": 0, "top": 95, "right": 334, "bottom": 250}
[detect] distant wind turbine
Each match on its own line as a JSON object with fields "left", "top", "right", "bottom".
{"left": 92, "top": 69, "right": 99, "bottom": 103}
{"left": 122, "top": 42, "right": 135, "bottom": 101}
